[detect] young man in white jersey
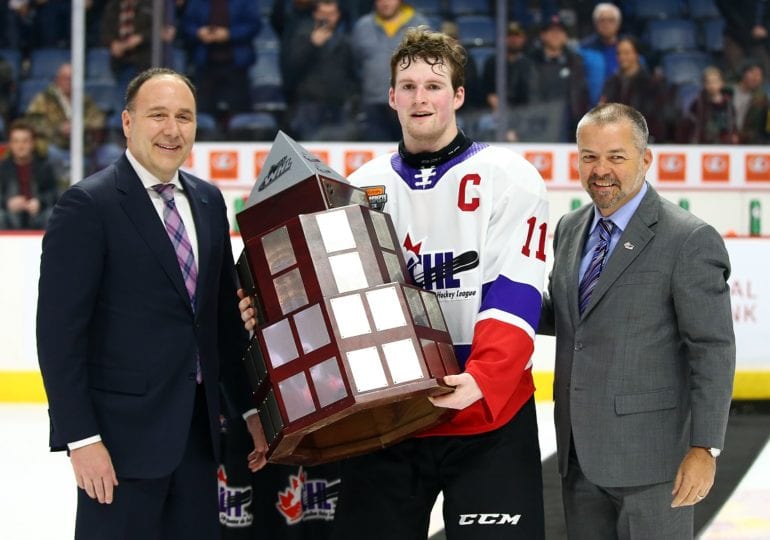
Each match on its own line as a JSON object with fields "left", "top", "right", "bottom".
{"left": 239, "top": 26, "right": 549, "bottom": 539}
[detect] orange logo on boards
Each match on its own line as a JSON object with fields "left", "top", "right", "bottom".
{"left": 745, "top": 153, "right": 770, "bottom": 182}
{"left": 701, "top": 153, "right": 729, "bottom": 182}
{"left": 209, "top": 151, "right": 239, "bottom": 180}
{"left": 182, "top": 150, "right": 194, "bottom": 170}
{"left": 657, "top": 153, "right": 686, "bottom": 182}
{"left": 310, "top": 150, "right": 330, "bottom": 166}
{"left": 254, "top": 150, "right": 269, "bottom": 177}
{"left": 345, "top": 150, "right": 374, "bottom": 176}
{"left": 524, "top": 151, "right": 553, "bottom": 180}
{"left": 568, "top": 151, "right": 580, "bottom": 181}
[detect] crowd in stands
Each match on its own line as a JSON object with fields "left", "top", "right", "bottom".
{"left": 1, "top": 0, "right": 770, "bottom": 230}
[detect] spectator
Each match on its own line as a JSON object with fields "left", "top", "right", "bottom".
{"left": 482, "top": 21, "right": 534, "bottom": 112}
{"left": 686, "top": 66, "right": 739, "bottom": 144}
{"left": 579, "top": 2, "right": 622, "bottom": 97}
{"left": 0, "top": 55, "right": 13, "bottom": 127}
{"left": 530, "top": 15, "right": 590, "bottom": 141}
{"left": 182, "top": 0, "right": 262, "bottom": 125}
{"left": 599, "top": 36, "right": 667, "bottom": 142}
{"left": 271, "top": 0, "right": 316, "bottom": 97}
{"left": 441, "top": 20, "right": 484, "bottom": 112}
{"left": 25, "top": 62, "right": 107, "bottom": 186}
{"left": 730, "top": 59, "right": 770, "bottom": 144}
{"left": 284, "top": 0, "right": 358, "bottom": 140}
{"left": 32, "top": 0, "right": 71, "bottom": 48}
{"left": 0, "top": 119, "right": 58, "bottom": 230}
{"left": 6, "top": 0, "right": 35, "bottom": 55}
{"left": 350, "top": 0, "right": 429, "bottom": 141}
{"left": 715, "top": 0, "right": 770, "bottom": 80}
{"left": 101, "top": 0, "right": 154, "bottom": 106}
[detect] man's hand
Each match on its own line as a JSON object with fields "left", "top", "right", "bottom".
{"left": 236, "top": 288, "right": 258, "bottom": 332}
{"left": 245, "top": 414, "right": 269, "bottom": 472}
{"left": 671, "top": 447, "right": 716, "bottom": 507}
{"left": 25, "top": 197, "right": 41, "bottom": 216}
{"left": 427, "top": 373, "right": 483, "bottom": 410}
{"left": 70, "top": 441, "right": 118, "bottom": 504}
{"left": 6, "top": 195, "right": 27, "bottom": 213}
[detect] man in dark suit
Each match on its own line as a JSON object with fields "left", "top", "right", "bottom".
{"left": 37, "top": 67, "right": 268, "bottom": 539}
{"left": 540, "top": 103, "right": 735, "bottom": 539}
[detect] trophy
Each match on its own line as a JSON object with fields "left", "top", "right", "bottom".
{"left": 236, "top": 132, "right": 459, "bottom": 465}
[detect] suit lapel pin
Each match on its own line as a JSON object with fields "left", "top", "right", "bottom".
{"left": 624, "top": 242, "right": 635, "bottom": 250}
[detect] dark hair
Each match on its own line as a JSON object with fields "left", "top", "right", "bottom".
{"left": 390, "top": 25, "right": 467, "bottom": 91}
{"left": 8, "top": 118, "right": 36, "bottom": 138}
{"left": 124, "top": 67, "right": 197, "bottom": 112}
{"left": 577, "top": 102, "right": 649, "bottom": 152}
{"left": 740, "top": 58, "right": 764, "bottom": 76}
{"left": 616, "top": 35, "right": 643, "bottom": 55}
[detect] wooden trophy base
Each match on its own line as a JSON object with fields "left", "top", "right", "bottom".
{"left": 266, "top": 378, "right": 454, "bottom": 465}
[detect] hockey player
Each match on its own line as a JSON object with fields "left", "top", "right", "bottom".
{"left": 239, "top": 26, "right": 549, "bottom": 539}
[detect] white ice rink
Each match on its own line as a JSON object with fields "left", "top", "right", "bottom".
{"left": 1, "top": 402, "right": 768, "bottom": 539}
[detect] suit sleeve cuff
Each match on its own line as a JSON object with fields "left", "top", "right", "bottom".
{"left": 68, "top": 435, "right": 102, "bottom": 451}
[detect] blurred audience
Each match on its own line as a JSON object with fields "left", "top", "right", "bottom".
{"left": 716, "top": 0, "right": 770, "bottom": 80}
{"left": 482, "top": 21, "right": 534, "bottom": 113}
{"left": 25, "top": 63, "right": 106, "bottom": 186}
{"left": 32, "top": 0, "right": 71, "bottom": 49}
{"left": 183, "top": 0, "right": 262, "bottom": 125}
{"left": 0, "top": 57, "right": 13, "bottom": 128}
{"left": 530, "top": 15, "right": 590, "bottom": 141}
{"left": 350, "top": 0, "right": 429, "bottom": 141}
{"left": 731, "top": 59, "right": 770, "bottom": 144}
{"left": 0, "top": 119, "right": 58, "bottom": 230}
{"left": 101, "top": 0, "right": 154, "bottom": 105}
{"left": 284, "top": 0, "right": 358, "bottom": 140}
{"left": 578, "top": 1, "right": 626, "bottom": 107}
{"left": 442, "top": 20, "right": 484, "bottom": 113}
{"left": 271, "top": 0, "right": 315, "bottom": 94}
{"left": 1, "top": 0, "right": 768, "bottom": 147}
{"left": 685, "top": 66, "right": 739, "bottom": 144}
{"left": 599, "top": 36, "right": 667, "bottom": 142}
{"left": 580, "top": 3, "right": 622, "bottom": 85}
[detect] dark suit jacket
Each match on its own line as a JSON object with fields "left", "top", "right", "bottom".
{"left": 0, "top": 156, "right": 58, "bottom": 229}
{"left": 540, "top": 185, "right": 735, "bottom": 488}
{"left": 37, "top": 155, "right": 251, "bottom": 479}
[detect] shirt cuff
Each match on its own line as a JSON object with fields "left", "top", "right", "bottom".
{"left": 68, "top": 435, "right": 102, "bottom": 451}
{"left": 242, "top": 408, "right": 258, "bottom": 420}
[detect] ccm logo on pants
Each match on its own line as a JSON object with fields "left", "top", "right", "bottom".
{"left": 458, "top": 514, "right": 522, "bottom": 525}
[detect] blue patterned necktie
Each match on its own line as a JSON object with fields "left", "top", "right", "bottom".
{"left": 578, "top": 218, "right": 614, "bottom": 315}
{"left": 153, "top": 183, "right": 201, "bottom": 383}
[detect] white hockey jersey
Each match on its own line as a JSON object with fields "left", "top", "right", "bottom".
{"left": 349, "top": 142, "right": 549, "bottom": 436}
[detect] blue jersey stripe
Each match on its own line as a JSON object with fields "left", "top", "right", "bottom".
{"left": 480, "top": 277, "right": 542, "bottom": 331}
{"left": 454, "top": 344, "right": 471, "bottom": 370}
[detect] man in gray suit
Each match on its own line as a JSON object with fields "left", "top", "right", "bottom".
{"left": 540, "top": 103, "right": 735, "bottom": 539}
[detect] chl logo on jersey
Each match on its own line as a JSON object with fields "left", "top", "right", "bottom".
{"left": 403, "top": 233, "right": 479, "bottom": 291}
{"left": 275, "top": 467, "right": 340, "bottom": 526}
{"left": 218, "top": 465, "right": 254, "bottom": 528}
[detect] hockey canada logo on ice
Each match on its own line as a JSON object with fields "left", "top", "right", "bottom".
{"left": 217, "top": 466, "right": 254, "bottom": 528}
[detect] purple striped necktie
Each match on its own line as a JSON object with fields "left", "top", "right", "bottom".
{"left": 578, "top": 218, "right": 614, "bottom": 315}
{"left": 153, "top": 183, "right": 201, "bottom": 382}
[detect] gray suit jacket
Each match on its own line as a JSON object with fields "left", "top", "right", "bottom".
{"left": 540, "top": 184, "right": 735, "bottom": 488}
